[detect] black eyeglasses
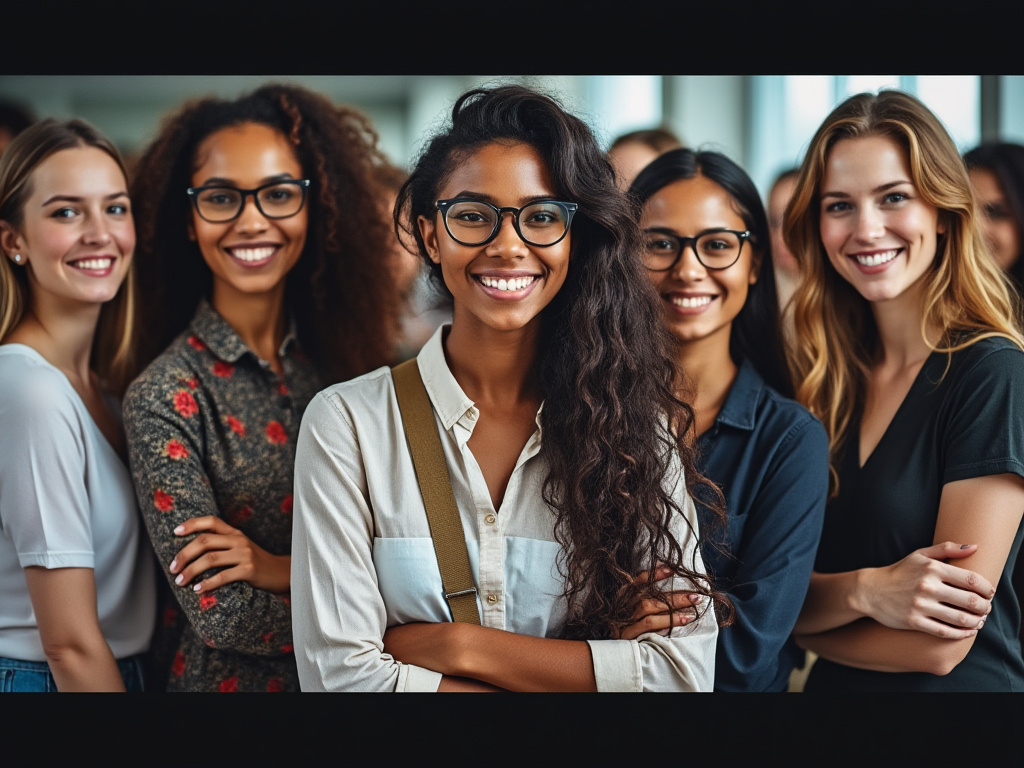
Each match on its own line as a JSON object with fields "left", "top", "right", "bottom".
{"left": 435, "top": 198, "right": 578, "bottom": 247}
{"left": 642, "top": 228, "right": 753, "bottom": 272}
{"left": 186, "top": 179, "right": 311, "bottom": 223}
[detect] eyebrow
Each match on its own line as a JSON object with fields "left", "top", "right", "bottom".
{"left": 449, "top": 190, "right": 559, "bottom": 205}
{"left": 41, "top": 191, "right": 129, "bottom": 206}
{"left": 196, "top": 173, "right": 298, "bottom": 187}
{"left": 820, "top": 180, "right": 912, "bottom": 199}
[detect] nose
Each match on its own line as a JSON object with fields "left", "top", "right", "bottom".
{"left": 234, "top": 193, "right": 269, "bottom": 232}
{"left": 82, "top": 212, "right": 113, "bottom": 245}
{"left": 853, "top": 205, "right": 885, "bottom": 242}
{"left": 670, "top": 241, "right": 707, "bottom": 281}
{"left": 486, "top": 211, "right": 528, "bottom": 257}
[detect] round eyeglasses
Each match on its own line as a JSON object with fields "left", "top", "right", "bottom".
{"left": 435, "top": 198, "right": 578, "bottom": 247}
{"left": 642, "top": 228, "right": 752, "bottom": 272}
{"left": 186, "top": 179, "right": 312, "bottom": 223}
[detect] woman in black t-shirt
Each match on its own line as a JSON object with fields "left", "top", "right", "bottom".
{"left": 784, "top": 90, "right": 1024, "bottom": 691}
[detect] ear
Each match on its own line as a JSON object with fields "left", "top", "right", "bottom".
{"left": 187, "top": 218, "right": 197, "bottom": 242}
{"left": 937, "top": 213, "right": 948, "bottom": 236}
{"left": 418, "top": 214, "right": 441, "bottom": 265}
{"left": 0, "top": 221, "right": 26, "bottom": 261}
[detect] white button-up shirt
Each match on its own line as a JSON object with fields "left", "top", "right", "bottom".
{"left": 291, "top": 325, "right": 717, "bottom": 692}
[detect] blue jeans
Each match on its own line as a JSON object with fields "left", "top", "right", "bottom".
{"left": 0, "top": 654, "right": 146, "bottom": 692}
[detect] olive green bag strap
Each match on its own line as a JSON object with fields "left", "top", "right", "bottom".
{"left": 391, "top": 358, "right": 481, "bottom": 625}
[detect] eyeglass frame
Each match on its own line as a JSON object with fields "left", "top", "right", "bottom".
{"left": 434, "top": 197, "right": 579, "bottom": 248}
{"left": 186, "top": 179, "right": 312, "bottom": 223}
{"left": 642, "top": 227, "right": 753, "bottom": 272}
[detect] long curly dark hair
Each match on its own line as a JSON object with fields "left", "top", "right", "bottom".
{"left": 629, "top": 148, "right": 794, "bottom": 398}
{"left": 395, "top": 84, "right": 732, "bottom": 639}
{"left": 129, "top": 82, "right": 401, "bottom": 384}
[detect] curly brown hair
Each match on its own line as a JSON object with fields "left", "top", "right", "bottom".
{"left": 128, "top": 82, "right": 401, "bottom": 384}
{"left": 396, "top": 84, "right": 732, "bottom": 639}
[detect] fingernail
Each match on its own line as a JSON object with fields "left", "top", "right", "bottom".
{"left": 174, "top": 574, "right": 183, "bottom": 585}
{"left": 174, "top": 525, "right": 185, "bottom": 535}
{"left": 193, "top": 583, "right": 202, "bottom": 592}
{"left": 960, "top": 544, "right": 974, "bottom": 549}
{"left": 688, "top": 593, "right": 701, "bottom": 603}
{"left": 169, "top": 559, "right": 177, "bottom": 572}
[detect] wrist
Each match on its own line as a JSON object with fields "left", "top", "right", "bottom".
{"left": 849, "top": 567, "right": 877, "bottom": 618}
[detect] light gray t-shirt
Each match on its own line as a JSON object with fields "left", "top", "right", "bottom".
{"left": 0, "top": 344, "right": 156, "bottom": 661}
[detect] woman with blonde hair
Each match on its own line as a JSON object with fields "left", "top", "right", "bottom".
{"left": 0, "top": 118, "right": 156, "bottom": 691}
{"left": 786, "top": 89, "right": 1024, "bottom": 691}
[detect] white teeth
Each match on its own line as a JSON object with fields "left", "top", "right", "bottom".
{"left": 71, "top": 258, "right": 113, "bottom": 270}
{"left": 854, "top": 249, "right": 899, "bottom": 267}
{"left": 479, "top": 275, "right": 535, "bottom": 291}
{"left": 230, "top": 247, "right": 275, "bottom": 262}
{"left": 671, "top": 295, "right": 712, "bottom": 308}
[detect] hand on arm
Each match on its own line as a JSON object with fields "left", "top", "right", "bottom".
{"left": 24, "top": 567, "right": 126, "bottom": 692}
{"left": 168, "top": 515, "right": 291, "bottom": 595}
{"left": 795, "top": 473, "right": 1024, "bottom": 675}
{"left": 612, "top": 565, "right": 701, "bottom": 640}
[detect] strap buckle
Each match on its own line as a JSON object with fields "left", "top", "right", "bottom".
{"left": 444, "top": 588, "right": 478, "bottom": 600}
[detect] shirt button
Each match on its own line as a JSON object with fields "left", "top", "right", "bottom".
{"left": 484, "top": 514, "right": 496, "bottom": 525}
{"left": 486, "top": 594, "right": 499, "bottom": 605}
{"left": 467, "top": 410, "right": 477, "bottom": 421}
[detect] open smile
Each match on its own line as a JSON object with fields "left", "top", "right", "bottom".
{"left": 67, "top": 256, "right": 116, "bottom": 275}
{"left": 225, "top": 244, "right": 279, "bottom": 266}
{"left": 474, "top": 274, "right": 540, "bottom": 296}
{"left": 849, "top": 248, "right": 901, "bottom": 268}
{"left": 665, "top": 292, "right": 717, "bottom": 314}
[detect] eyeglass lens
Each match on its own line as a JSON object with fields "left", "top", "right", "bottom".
{"left": 643, "top": 231, "right": 744, "bottom": 270}
{"left": 193, "top": 182, "right": 306, "bottom": 222}
{"left": 445, "top": 201, "right": 570, "bottom": 246}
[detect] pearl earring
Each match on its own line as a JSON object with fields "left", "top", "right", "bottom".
{"left": 13, "top": 254, "right": 22, "bottom": 263}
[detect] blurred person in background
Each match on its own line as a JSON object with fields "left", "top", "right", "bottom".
{"left": 608, "top": 126, "right": 684, "bottom": 191}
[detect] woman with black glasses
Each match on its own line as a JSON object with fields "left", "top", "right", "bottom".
{"left": 122, "top": 83, "right": 401, "bottom": 692}
{"left": 291, "top": 84, "right": 728, "bottom": 692}
{"left": 628, "top": 149, "right": 829, "bottom": 691}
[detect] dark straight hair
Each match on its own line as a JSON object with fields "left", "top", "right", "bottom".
{"left": 629, "top": 147, "right": 794, "bottom": 398}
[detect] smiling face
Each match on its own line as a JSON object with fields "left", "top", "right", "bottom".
{"left": 641, "top": 174, "right": 759, "bottom": 350}
{"left": 819, "top": 134, "right": 944, "bottom": 306}
{"left": 969, "top": 167, "right": 1020, "bottom": 272}
{"left": 1, "top": 145, "right": 134, "bottom": 310}
{"left": 417, "top": 141, "right": 570, "bottom": 336}
{"left": 188, "top": 122, "right": 308, "bottom": 308}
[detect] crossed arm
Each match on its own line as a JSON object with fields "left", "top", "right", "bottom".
{"left": 793, "top": 473, "right": 1024, "bottom": 675}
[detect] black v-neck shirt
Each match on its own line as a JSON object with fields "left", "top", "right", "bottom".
{"left": 806, "top": 337, "right": 1024, "bottom": 691}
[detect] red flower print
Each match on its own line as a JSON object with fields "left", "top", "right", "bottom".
{"left": 199, "top": 593, "right": 218, "bottom": 611}
{"left": 262, "top": 632, "right": 275, "bottom": 644}
{"left": 266, "top": 420, "right": 287, "bottom": 444}
{"left": 187, "top": 335, "right": 206, "bottom": 351}
{"left": 219, "top": 676, "right": 238, "bottom": 693}
{"left": 212, "top": 361, "right": 234, "bottom": 378}
{"left": 267, "top": 678, "right": 283, "bottom": 693}
{"left": 174, "top": 390, "right": 198, "bottom": 418}
{"left": 281, "top": 596, "right": 291, "bottom": 607}
{"left": 226, "top": 415, "right": 246, "bottom": 436}
{"left": 165, "top": 439, "right": 189, "bottom": 460}
{"left": 171, "top": 651, "right": 185, "bottom": 677}
{"left": 178, "top": 376, "right": 199, "bottom": 390}
{"left": 276, "top": 382, "right": 289, "bottom": 396}
{"left": 281, "top": 644, "right": 294, "bottom": 654}
{"left": 228, "top": 506, "right": 253, "bottom": 526}
{"left": 163, "top": 606, "right": 178, "bottom": 626}
{"left": 153, "top": 489, "right": 174, "bottom": 512}
{"left": 280, "top": 495, "right": 293, "bottom": 515}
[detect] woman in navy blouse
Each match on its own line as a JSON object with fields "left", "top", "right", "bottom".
{"left": 629, "top": 148, "right": 829, "bottom": 691}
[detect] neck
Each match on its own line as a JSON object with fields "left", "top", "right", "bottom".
{"left": 8, "top": 293, "right": 102, "bottom": 384}
{"left": 443, "top": 315, "right": 541, "bottom": 407}
{"left": 673, "top": 328, "right": 738, "bottom": 436}
{"left": 868, "top": 283, "right": 939, "bottom": 368}
{"left": 211, "top": 282, "right": 287, "bottom": 366}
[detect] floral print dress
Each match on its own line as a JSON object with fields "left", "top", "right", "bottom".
{"left": 123, "top": 300, "right": 323, "bottom": 692}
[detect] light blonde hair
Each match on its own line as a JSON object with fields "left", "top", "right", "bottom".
{"left": 784, "top": 90, "right": 1024, "bottom": 495}
{"left": 0, "top": 118, "right": 137, "bottom": 395}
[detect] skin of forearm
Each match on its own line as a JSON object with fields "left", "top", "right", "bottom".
{"left": 43, "top": 640, "right": 126, "bottom": 692}
{"left": 795, "top": 617, "right": 974, "bottom": 675}
{"left": 793, "top": 569, "right": 873, "bottom": 635}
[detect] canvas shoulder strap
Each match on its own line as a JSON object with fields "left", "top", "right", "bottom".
{"left": 391, "top": 358, "right": 481, "bottom": 625}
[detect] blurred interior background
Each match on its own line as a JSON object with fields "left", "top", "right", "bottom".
{"left": 2, "top": 74, "right": 1022, "bottom": 199}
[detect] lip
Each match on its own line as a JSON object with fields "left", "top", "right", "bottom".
{"left": 224, "top": 242, "right": 280, "bottom": 268}
{"left": 847, "top": 247, "right": 902, "bottom": 274}
{"left": 664, "top": 291, "right": 717, "bottom": 316}
{"left": 67, "top": 255, "right": 117, "bottom": 277}
{"left": 473, "top": 271, "right": 541, "bottom": 299}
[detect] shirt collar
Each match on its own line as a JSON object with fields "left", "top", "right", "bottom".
{"left": 415, "top": 324, "right": 544, "bottom": 441}
{"left": 189, "top": 298, "right": 299, "bottom": 365}
{"left": 713, "top": 357, "right": 764, "bottom": 432}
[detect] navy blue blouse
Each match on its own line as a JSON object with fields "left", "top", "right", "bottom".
{"left": 694, "top": 359, "right": 829, "bottom": 691}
